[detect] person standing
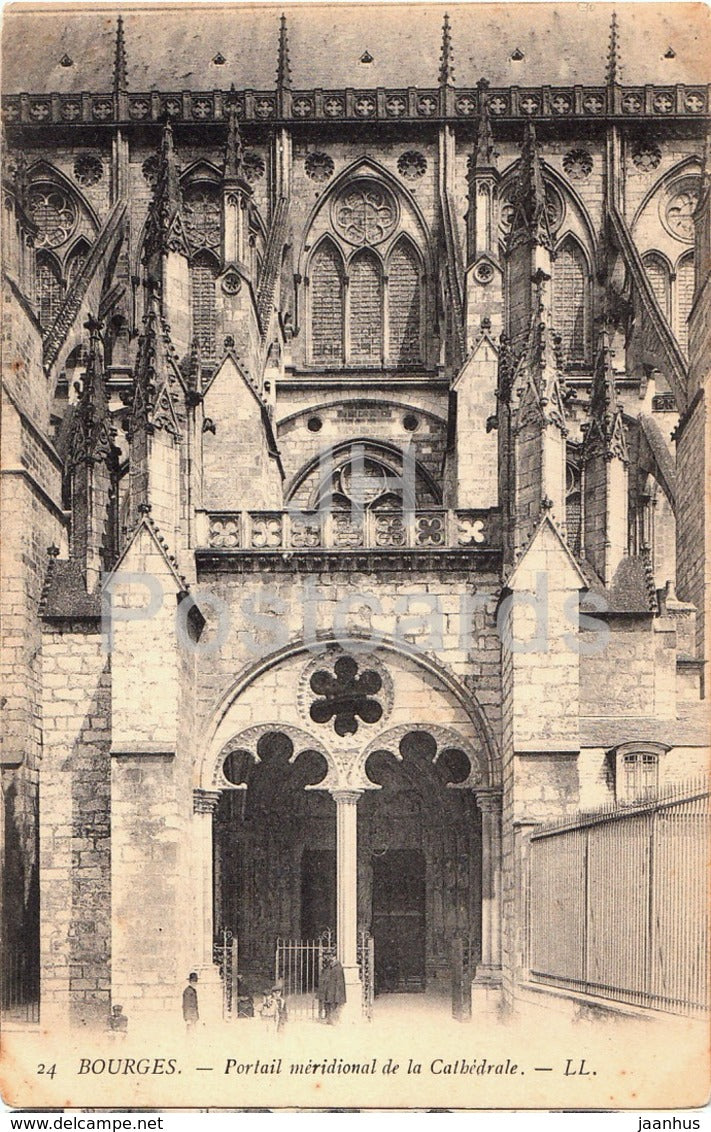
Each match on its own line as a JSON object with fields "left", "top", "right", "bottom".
{"left": 317, "top": 953, "right": 346, "bottom": 1024}
{"left": 182, "top": 972, "right": 199, "bottom": 1032}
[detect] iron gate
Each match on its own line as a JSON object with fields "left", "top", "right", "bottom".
{"left": 275, "top": 929, "right": 375, "bottom": 1020}
{"left": 1, "top": 945, "right": 39, "bottom": 1024}
{"left": 213, "top": 927, "right": 240, "bottom": 1019}
{"left": 357, "top": 930, "right": 375, "bottom": 1020}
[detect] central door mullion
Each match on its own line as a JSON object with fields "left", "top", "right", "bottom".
{"left": 332, "top": 787, "right": 363, "bottom": 1018}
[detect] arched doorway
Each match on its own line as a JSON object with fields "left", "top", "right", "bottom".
{"left": 214, "top": 730, "right": 330, "bottom": 985}
{"left": 212, "top": 726, "right": 482, "bottom": 997}
{"left": 361, "top": 732, "right": 481, "bottom": 994}
{"left": 200, "top": 642, "right": 500, "bottom": 1011}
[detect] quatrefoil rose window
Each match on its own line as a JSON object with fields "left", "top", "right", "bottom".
{"left": 332, "top": 180, "right": 398, "bottom": 246}
{"left": 662, "top": 177, "right": 701, "bottom": 243}
{"left": 28, "top": 186, "right": 77, "bottom": 248}
{"left": 310, "top": 655, "right": 383, "bottom": 736}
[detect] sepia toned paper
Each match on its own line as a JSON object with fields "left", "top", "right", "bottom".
{"left": 1, "top": 0, "right": 710, "bottom": 1114}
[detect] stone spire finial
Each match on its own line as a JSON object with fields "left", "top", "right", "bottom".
{"left": 159, "top": 118, "right": 181, "bottom": 211}
{"left": 13, "top": 150, "right": 29, "bottom": 210}
{"left": 143, "top": 119, "right": 188, "bottom": 264}
{"left": 130, "top": 283, "right": 161, "bottom": 437}
{"left": 223, "top": 103, "right": 244, "bottom": 181}
{"left": 606, "top": 11, "right": 621, "bottom": 86}
{"left": 68, "top": 317, "right": 114, "bottom": 467}
{"left": 129, "top": 281, "right": 183, "bottom": 440}
{"left": 439, "top": 12, "right": 455, "bottom": 88}
{"left": 113, "top": 14, "right": 128, "bottom": 94}
{"left": 276, "top": 12, "right": 292, "bottom": 91}
{"left": 586, "top": 326, "right": 628, "bottom": 459}
{"left": 474, "top": 77, "right": 496, "bottom": 165}
{"left": 507, "top": 121, "right": 553, "bottom": 251}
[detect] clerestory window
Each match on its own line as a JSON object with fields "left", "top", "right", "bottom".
{"left": 308, "top": 231, "right": 423, "bottom": 368}
{"left": 552, "top": 235, "right": 591, "bottom": 369}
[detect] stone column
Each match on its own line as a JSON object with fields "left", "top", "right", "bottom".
{"left": 474, "top": 790, "right": 503, "bottom": 997}
{"left": 192, "top": 788, "right": 222, "bottom": 1024}
{"left": 332, "top": 789, "right": 362, "bottom": 1021}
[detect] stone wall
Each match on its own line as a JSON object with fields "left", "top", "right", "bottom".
{"left": 40, "top": 622, "right": 111, "bottom": 1028}
{"left": 1, "top": 286, "right": 64, "bottom": 970}
{"left": 675, "top": 394, "right": 708, "bottom": 661}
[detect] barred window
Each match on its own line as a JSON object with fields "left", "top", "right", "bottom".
{"left": 552, "top": 236, "right": 590, "bottom": 368}
{"left": 36, "top": 254, "right": 63, "bottom": 329}
{"left": 310, "top": 240, "right": 344, "bottom": 362}
{"left": 675, "top": 251, "right": 694, "bottom": 359}
{"left": 349, "top": 250, "right": 382, "bottom": 365}
{"left": 642, "top": 252, "right": 671, "bottom": 321}
{"left": 190, "top": 251, "right": 218, "bottom": 360}
{"left": 388, "top": 239, "right": 421, "bottom": 364}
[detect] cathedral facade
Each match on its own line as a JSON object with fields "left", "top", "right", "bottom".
{"left": 1, "top": 5, "right": 709, "bottom": 1028}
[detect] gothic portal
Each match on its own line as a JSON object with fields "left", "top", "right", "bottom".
{"left": 1, "top": 4, "right": 709, "bottom": 1028}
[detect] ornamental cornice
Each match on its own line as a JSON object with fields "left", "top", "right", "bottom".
{"left": 195, "top": 548, "right": 503, "bottom": 575}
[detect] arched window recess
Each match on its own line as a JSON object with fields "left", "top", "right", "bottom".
{"left": 36, "top": 249, "right": 63, "bottom": 330}
{"left": 674, "top": 250, "right": 694, "bottom": 361}
{"left": 190, "top": 248, "right": 220, "bottom": 362}
{"left": 642, "top": 250, "right": 673, "bottom": 323}
{"left": 307, "top": 234, "right": 425, "bottom": 369}
{"left": 551, "top": 232, "right": 592, "bottom": 371}
{"left": 288, "top": 439, "right": 442, "bottom": 515}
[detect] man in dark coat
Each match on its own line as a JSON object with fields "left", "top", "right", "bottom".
{"left": 317, "top": 954, "right": 346, "bottom": 1024}
{"left": 182, "top": 972, "right": 199, "bottom": 1031}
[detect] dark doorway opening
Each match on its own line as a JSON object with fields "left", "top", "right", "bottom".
{"left": 301, "top": 849, "right": 336, "bottom": 939}
{"left": 372, "top": 848, "right": 426, "bottom": 993}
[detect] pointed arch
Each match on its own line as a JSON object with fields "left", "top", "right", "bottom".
{"left": 498, "top": 158, "right": 598, "bottom": 257}
{"left": 552, "top": 233, "right": 591, "bottom": 369}
{"left": 26, "top": 159, "right": 100, "bottom": 232}
{"left": 179, "top": 159, "right": 222, "bottom": 187}
{"left": 286, "top": 437, "right": 442, "bottom": 511}
{"left": 190, "top": 248, "right": 219, "bottom": 361}
{"left": 183, "top": 181, "right": 221, "bottom": 257}
{"left": 387, "top": 235, "right": 422, "bottom": 365}
{"left": 297, "top": 155, "right": 433, "bottom": 277}
{"left": 349, "top": 249, "right": 383, "bottom": 365}
{"left": 641, "top": 251, "right": 672, "bottom": 322}
{"left": 65, "top": 236, "right": 92, "bottom": 291}
{"left": 36, "top": 250, "right": 63, "bottom": 329}
{"left": 630, "top": 154, "right": 703, "bottom": 234}
{"left": 675, "top": 250, "right": 695, "bottom": 359}
{"left": 309, "top": 236, "right": 345, "bottom": 364}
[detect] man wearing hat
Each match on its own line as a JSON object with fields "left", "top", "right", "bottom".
{"left": 182, "top": 971, "right": 199, "bottom": 1031}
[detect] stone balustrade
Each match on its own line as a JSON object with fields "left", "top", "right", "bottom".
{"left": 198, "top": 507, "right": 501, "bottom": 552}
{"left": 3, "top": 83, "right": 708, "bottom": 127}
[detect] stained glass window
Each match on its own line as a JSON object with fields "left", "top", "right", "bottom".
{"left": 643, "top": 253, "right": 671, "bottom": 321}
{"left": 675, "top": 252, "right": 694, "bottom": 359}
{"left": 28, "top": 185, "right": 77, "bottom": 248}
{"left": 36, "top": 255, "right": 63, "bottom": 328}
{"left": 388, "top": 240, "right": 421, "bottom": 364}
{"left": 310, "top": 241, "right": 344, "bottom": 362}
{"left": 349, "top": 251, "right": 382, "bottom": 364}
{"left": 552, "top": 237, "right": 590, "bottom": 367}
{"left": 65, "top": 240, "right": 91, "bottom": 291}
{"left": 190, "top": 251, "right": 218, "bottom": 360}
